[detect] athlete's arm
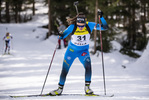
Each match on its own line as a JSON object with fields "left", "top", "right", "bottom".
{"left": 97, "top": 17, "right": 108, "bottom": 30}
{"left": 3, "top": 36, "right": 6, "bottom": 40}
{"left": 59, "top": 24, "right": 75, "bottom": 39}
{"left": 87, "top": 17, "right": 108, "bottom": 31}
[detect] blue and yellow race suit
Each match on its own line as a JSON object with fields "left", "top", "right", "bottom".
{"left": 59, "top": 17, "right": 108, "bottom": 86}
{"left": 3, "top": 35, "right": 13, "bottom": 53}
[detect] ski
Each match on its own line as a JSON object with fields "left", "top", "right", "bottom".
{"left": 2, "top": 53, "right": 13, "bottom": 56}
{"left": 10, "top": 93, "right": 50, "bottom": 98}
{"left": 10, "top": 93, "right": 114, "bottom": 98}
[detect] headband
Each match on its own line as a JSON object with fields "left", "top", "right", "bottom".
{"left": 76, "top": 17, "right": 86, "bottom": 23}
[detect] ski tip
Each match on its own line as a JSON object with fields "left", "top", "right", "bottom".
{"left": 111, "top": 94, "right": 114, "bottom": 97}
{"left": 106, "top": 94, "right": 114, "bottom": 97}
{"left": 98, "top": 94, "right": 114, "bottom": 97}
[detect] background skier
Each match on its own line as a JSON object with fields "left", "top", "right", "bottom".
{"left": 3, "top": 32, "right": 13, "bottom": 54}
{"left": 57, "top": 22, "right": 68, "bottom": 49}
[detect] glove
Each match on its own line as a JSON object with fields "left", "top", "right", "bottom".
{"left": 57, "top": 31, "right": 63, "bottom": 36}
{"left": 97, "top": 9, "right": 103, "bottom": 18}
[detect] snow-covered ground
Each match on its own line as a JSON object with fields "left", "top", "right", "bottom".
{"left": 0, "top": 2, "right": 149, "bottom": 100}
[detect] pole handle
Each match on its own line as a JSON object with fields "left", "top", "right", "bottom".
{"left": 74, "top": 1, "right": 79, "bottom": 14}
{"left": 74, "top": 1, "right": 79, "bottom": 6}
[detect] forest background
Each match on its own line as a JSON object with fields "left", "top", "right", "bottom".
{"left": 0, "top": 0, "right": 149, "bottom": 58}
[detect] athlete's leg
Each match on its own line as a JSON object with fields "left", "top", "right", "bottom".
{"left": 8, "top": 41, "right": 10, "bottom": 53}
{"left": 78, "top": 50, "right": 93, "bottom": 94}
{"left": 63, "top": 38, "right": 67, "bottom": 48}
{"left": 58, "top": 39, "right": 61, "bottom": 49}
{"left": 5, "top": 41, "right": 8, "bottom": 53}
{"left": 8, "top": 46, "right": 10, "bottom": 54}
{"left": 49, "top": 47, "right": 76, "bottom": 96}
{"left": 49, "top": 46, "right": 77, "bottom": 96}
{"left": 78, "top": 50, "right": 92, "bottom": 83}
{"left": 59, "top": 47, "right": 77, "bottom": 86}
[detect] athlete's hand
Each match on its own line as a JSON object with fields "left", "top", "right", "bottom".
{"left": 97, "top": 9, "right": 103, "bottom": 18}
{"left": 58, "top": 31, "right": 63, "bottom": 36}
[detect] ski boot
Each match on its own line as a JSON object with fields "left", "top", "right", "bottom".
{"left": 85, "top": 82, "right": 94, "bottom": 94}
{"left": 49, "top": 85, "right": 63, "bottom": 96}
{"left": 57, "top": 45, "right": 61, "bottom": 49}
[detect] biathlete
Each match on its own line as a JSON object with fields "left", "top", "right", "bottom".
{"left": 3, "top": 32, "right": 13, "bottom": 54}
{"left": 49, "top": 10, "right": 108, "bottom": 95}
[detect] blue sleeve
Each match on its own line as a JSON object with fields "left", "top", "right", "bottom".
{"left": 87, "top": 22, "right": 96, "bottom": 32}
{"left": 87, "top": 17, "right": 108, "bottom": 31}
{"left": 97, "top": 17, "right": 108, "bottom": 30}
{"left": 59, "top": 24, "right": 75, "bottom": 39}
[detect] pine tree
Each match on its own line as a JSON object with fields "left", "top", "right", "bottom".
{"left": 0, "top": 0, "right": 2, "bottom": 22}
{"left": 119, "top": 0, "right": 148, "bottom": 57}
{"left": 5, "top": 0, "right": 10, "bottom": 23}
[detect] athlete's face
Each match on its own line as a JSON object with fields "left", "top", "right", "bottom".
{"left": 77, "top": 23, "right": 85, "bottom": 30}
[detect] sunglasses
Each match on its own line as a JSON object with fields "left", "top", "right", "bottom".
{"left": 77, "top": 25, "right": 85, "bottom": 28}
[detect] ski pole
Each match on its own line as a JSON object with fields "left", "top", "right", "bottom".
{"left": 6, "top": 27, "right": 8, "bottom": 32}
{"left": 74, "top": 1, "right": 79, "bottom": 14}
{"left": 11, "top": 38, "right": 13, "bottom": 50}
{"left": 2, "top": 40, "right": 5, "bottom": 55}
{"left": 40, "top": 41, "right": 59, "bottom": 95}
{"left": 98, "top": 9, "right": 107, "bottom": 95}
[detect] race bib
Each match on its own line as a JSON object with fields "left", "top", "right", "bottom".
{"left": 71, "top": 34, "right": 90, "bottom": 46}
{"left": 6, "top": 36, "right": 10, "bottom": 39}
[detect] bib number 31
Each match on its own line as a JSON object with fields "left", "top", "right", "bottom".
{"left": 77, "top": 35, "right": 86, "bottom": 41}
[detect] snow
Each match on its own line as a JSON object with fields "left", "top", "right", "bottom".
{"left": 0, "top": 2, "right": 149, "bottom": 100}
